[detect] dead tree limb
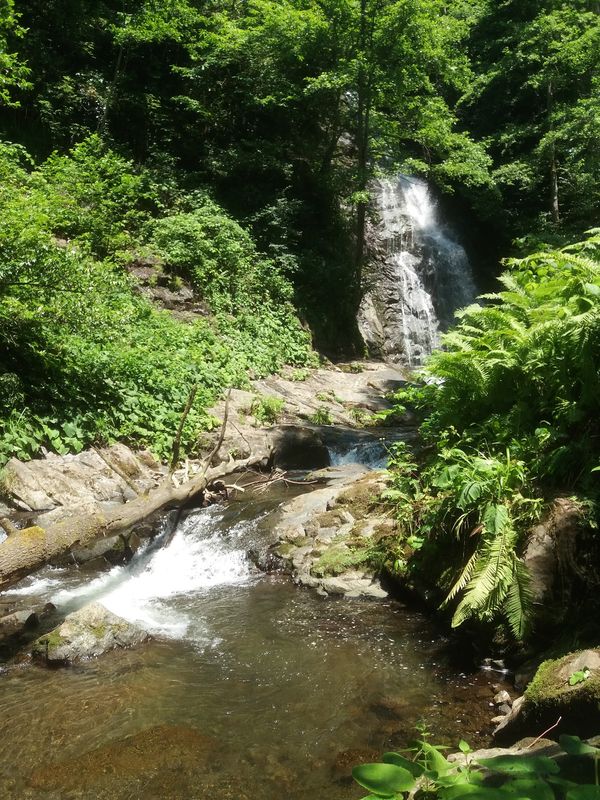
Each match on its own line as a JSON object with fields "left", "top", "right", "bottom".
{"left": 199, "top": 388, "right": 232, "bottom": 478}
{"left": 170, "top": 384, "right": 198, "bottom": 473}
{"left": 0, "top": 517, "right": 19, "bottom": 538}
{"left": 0, "top": 389, "right": 243, "bottom": 592}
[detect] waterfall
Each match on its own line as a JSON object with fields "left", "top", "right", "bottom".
{"left": 358, "top": 175, "right": 477, "bottom": 366}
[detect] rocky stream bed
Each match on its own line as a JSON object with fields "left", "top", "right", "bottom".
{"left": 1, "top": 362, "right": 598, "bottom": 798}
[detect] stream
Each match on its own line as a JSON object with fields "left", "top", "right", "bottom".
{"left": 0, "top": 470, "right": 509, "bottom": 800}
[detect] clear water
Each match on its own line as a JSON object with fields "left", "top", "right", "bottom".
{"left": 0, "top": 488, "right": 506, "bottom": 799}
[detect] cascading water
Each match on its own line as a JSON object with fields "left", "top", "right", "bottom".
{"left": 39, "top": 507, "right": 259, "bottom": 643}
{"left": 358, "top": 175, "right": 477, "bottom": 366}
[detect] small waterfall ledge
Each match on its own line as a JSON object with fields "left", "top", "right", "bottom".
{"left": 358, "top": 175, "right": 477, "bottom": 366}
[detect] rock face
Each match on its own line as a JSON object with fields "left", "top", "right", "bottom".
{"left": 265, "top": 470, "right": 393, "bottom": 600}
{"left": 494, "top": 649, "right": 600, "bottom": 744}
{"left": 359, "top": 176, "right": 476, "bottom": 366}
{"left": 32, "top": 602, "right": 150, "bottom": 664}
{"left": 205, "top": 361, "right": 411, "bottom": 469}
{"left": 522, "top": 497, "right": 599, "bottom": 636}
{"left": 0, "top": 443, "right": 161, "bottom": 516}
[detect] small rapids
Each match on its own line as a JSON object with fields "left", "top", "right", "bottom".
{"left": 328, "top": 440, "right": 389, "bottom": 470}
{"left": 40, "top": 508, "right": 262, "bottom": 642}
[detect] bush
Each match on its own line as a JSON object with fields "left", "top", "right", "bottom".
{"left": 0, "top": 136, "right": 315, "bottom": 466}
{"left": 383, "top": 231, "right": 600, "bottom": 640}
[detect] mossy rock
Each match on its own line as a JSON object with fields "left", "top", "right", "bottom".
{"left": 32, "top": 602, "right": 150, "bottom": 665}
{"left": 310, "top": 542, "right": 373, "bottom": 578}
{"left": 519, "top": 649, "right": 600, "bottom": 739}
{"left": 272, "top": 542, "right": 296, "bottom": 560}
{"left": 336, "top": 474, "right": 385, "bottom": 519}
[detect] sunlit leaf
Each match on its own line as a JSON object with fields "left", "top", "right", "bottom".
{"left": 382, "top": 752, "right": 424, "bottom": 777}
{"left": 352, "top": 763, "right": 416, "bottom": 796}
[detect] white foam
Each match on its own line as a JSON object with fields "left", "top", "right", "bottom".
{"left": 6, "top": 574, "right": 64, "bottom": 596}
{"left": 51, "top": 511, "right": 253, "bottom": 639}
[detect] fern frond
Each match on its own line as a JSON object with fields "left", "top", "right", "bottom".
{"left": 451, "top": 512, "right": 516, "bottom": 628}
{"left": 442, "top": 548, "right": 479, "bottom": 607}
{"left": 503, "top": 556, "right": 533, "bottom": 640}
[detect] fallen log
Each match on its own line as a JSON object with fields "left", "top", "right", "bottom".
{"left": 0, "top": 455, "right": 259, "bottom": 592}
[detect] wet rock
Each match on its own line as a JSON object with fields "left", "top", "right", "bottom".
{"left": 0, "top": 609, "right": 39, "bottom": 637}
{"left": 449, "top": 736, "right": 560, "bottom": 768}
{"left": 320, "top": 572, "right": 388, "bottom": 600}
{"left": 493, "top": 695, "right": 524, "bottom": 739}
{"left": 0, "top": 602, "right": 56, "bottom": 650}
{"left": 358, "top": 177, "right": 476, "bottom": 366}
{"left": 247, "top": 547, "right": 285, "bottom": 573}
{"left": 32, "top": 602, "right": 150, "bottom": 664}
{"left": 268, "top": 470, "right": 392, "bottom": 601}
{"left": 493, "top": 690, "right": 512, "bottom": 706}
{"left": 59, "top": 529, "right": 144, "bottom": 569}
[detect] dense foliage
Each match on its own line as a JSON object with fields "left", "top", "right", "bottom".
{"left": 462, "top": 0, "right": 600, "bottom": 239}
{"left": 383, "top": 232, "right": 600, "bottom": 641}
{"left": 352, "top": 733, "right": 600, "bottom": 800}
{"left": 2, "top": 0, "right": 595, "bottom": 351}
{"left": 0, "top": 136, "right": 313, "bottom": 466}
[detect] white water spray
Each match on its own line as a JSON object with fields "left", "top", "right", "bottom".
{"left": 49, "top": 509, "right": 255, "bottom": 641}
{"left": 359, "top": 175, "right": 477, "bottom": 366}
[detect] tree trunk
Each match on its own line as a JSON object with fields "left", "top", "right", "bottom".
{"left": 0, "top": 455, "right": 258, "bottom": 592}
{"left": 547, "top": 81, "right": 560, "bottom": 225}
{"left": 353, "top": 0, "right": 372, "bottom": 304}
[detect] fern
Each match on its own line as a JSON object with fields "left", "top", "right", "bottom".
{"left": 442, "top": 549, "right": 479, "bottom": 606}
{"left": 385, "top": 231, "right": 600, "bottom": 642}
{"left": 503, "top": 556, "right": 533, "bottom": 640}
{"left": 451, "top": 506, "right": 517, "bottom": 629}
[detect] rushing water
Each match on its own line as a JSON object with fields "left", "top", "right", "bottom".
{"left": 359, "top": 175, "right": 477, "bottom": 366}
{"left": 0, "top": 483, "right": 507, "bottom": 800}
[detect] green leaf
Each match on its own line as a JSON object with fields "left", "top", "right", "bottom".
{"left": 459, "top": 740, "right": 472, "bottom": 754}
{"left": 483, "top": 503, "right": 510, "bottom": 535}
{"left": 567, "top": 787, "right": 600, "bottom": 800}
{"left": 500, "top": 777, "right": 554, "bottom": 800}
{"left": 477, "top": 756, "right": 559, "bottom": 776}
{"left": 382, "top": 752, "right": 424, "bottom": 777}
{"left": 420, "top": 742, "right": 453, "bottom": 776}
{"left": 559, "top": 735, "right": 599, "bottom": 756}
{"left": 568, "top": 669, "right": 590, "bottom": 686}
{"left": 352, "top": 763, "right": 416, "bottom": 797}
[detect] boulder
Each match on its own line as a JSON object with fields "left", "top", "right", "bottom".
{"left": 265, "top": 470, "right": 391, "bottom": 600}
{"left": 494, "top": 649, "right": 600, "bottom": 744}
{"left": 70, "top": 531, "right": 142, "bottom": 566}
{"left": 32, "top": 602, "right": 150, "bottom": 664}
